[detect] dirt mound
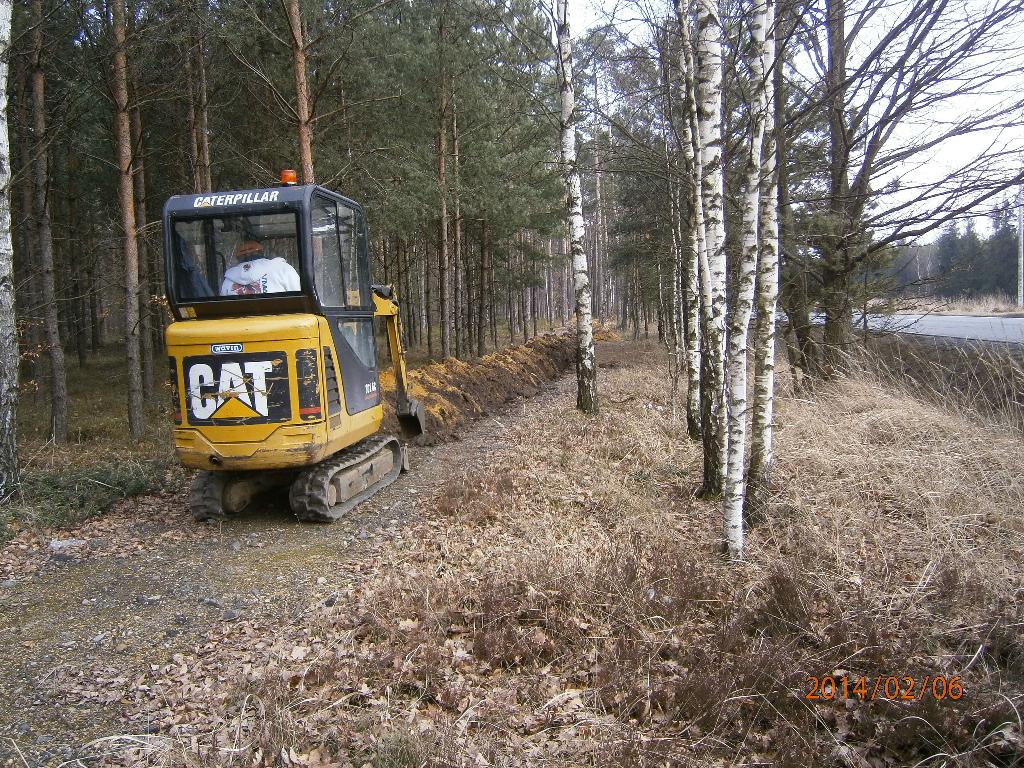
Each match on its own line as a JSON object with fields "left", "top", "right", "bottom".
{"left": 380, "top": 332, "right": 577, "bottom": 444}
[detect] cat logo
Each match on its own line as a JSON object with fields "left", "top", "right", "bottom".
{"left": 183, "top": 353, "right": 291, "bottom": 423}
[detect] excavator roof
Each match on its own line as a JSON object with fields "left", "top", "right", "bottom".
{"left": 163, "top": 184, "right": 361, "bottom": 216}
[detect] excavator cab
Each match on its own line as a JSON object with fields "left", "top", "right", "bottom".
{"left": 162, "top": 175, "right": 424, "bottom": 523}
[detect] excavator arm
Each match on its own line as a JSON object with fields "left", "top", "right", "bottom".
{"left": 372, "top": 284, "right": 425, "bottom": 439}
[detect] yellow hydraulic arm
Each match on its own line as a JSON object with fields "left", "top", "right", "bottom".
{"left": 372, "top": 284, "right": 424, "bottom": 438}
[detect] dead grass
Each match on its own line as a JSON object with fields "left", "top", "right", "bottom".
{"left": 859, "top": 333, "right": 1024, "bottom": 433}
{"left": 72, "top": 337, "right": 1024, "bottom": 766}
{"left": 904, "top": 293, "right": 1024, "bottom": 316}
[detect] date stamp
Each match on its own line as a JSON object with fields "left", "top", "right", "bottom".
{"left": 806, "top": 675, "right": 965, "bottom": 702}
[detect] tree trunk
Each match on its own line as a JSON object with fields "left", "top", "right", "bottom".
{"left": 194, "top": 0, "right": 212, "bottom": 191}
{"left": 773, "top": 0, "right": 814, "bottom": 382}
{"left": 66, "top": 155, "right": 87, "bottom": 368}
{"left": 401, "top": 240, "right": 415, "bottom": 347}
{"left": 112, "top": 0, "right": 144, "bottom": 439}
{"left": 435, "top": 10, "right": 451, "bottom": 359}
{"left": 694, "top": 0, "right": 727, "bottom": 498}
{"left": 665, "top": 135, "right": 685, "bottom": 424}
{"left": 489, "top": 254, "right": 497, "bottom": 350}
{"left": 89, "top": 256, "right": 100, "bottom": 351}
{"left": 31, "top": 0, "right": 67, "bottom": 444}
{"left": 183, "top": 0, "right": 212, "bottom": 192}
{"left": 822, "top": 0, "right": 851, "bottom": 375}
{"left": 286, "top": 0, "right": 314, "bottom": 183}
{"left": 424, "top": 244, "right": 433, "bottom": 358}
{"left": 13, "top": 57, "right": 39, "bottom": 393}
{"left": 668, "top": 5, "right": 703, "bottom": 440}
{"left": 0, "top": 0, "right": 19, "bottom": 498}
{"left": 747, "top": 9, "right": 782, "bottom": 514}
{"left": 478, "top": 219, "right": 489, "bottom": 357}
{"left": 556, "top": 0, "right": 598, "bottom": 413}
{"left": 452, "top": 98, "right": 463, "bottom": 359}
{"left": 546, "top": 241, "right": 554, "bottom": 329}
{"left": 592, "top": 73, "right": 604, "bottom": 325}
{"left": 184, "top": 39, "right": 201, "bottom": 190}
{"left": 722, "top": 0, "right": 772, "bottom": 559}
{"left": 560, "top": 253, "right": 568, "bottom": 326}
{"left": 130, "top": 63, "right": 153, "bottom": 399}
{"left": 419, "top": 247, "right": 427, "bottom": 346}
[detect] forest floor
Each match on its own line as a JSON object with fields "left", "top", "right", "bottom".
{"left": 2, "top": 335, "right": 1023, "bottom": 767}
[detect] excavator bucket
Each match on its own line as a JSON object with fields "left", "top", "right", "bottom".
{"left": 398, "top": 397, "right": 426, "bottom": 439}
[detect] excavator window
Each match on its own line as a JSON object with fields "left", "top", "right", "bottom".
{"left": 171, "top": 212, "right": 301, "bottom": 301}
{"left": 340, "top": 207, "right": 369, "bottom": 308}
{"left": 311, "top": 198, "right": 344, "bottom": 306}
{"left": 310, "top": 194, "right": 369, "bottom": 310}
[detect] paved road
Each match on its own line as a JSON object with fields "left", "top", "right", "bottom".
{"left": 870, "top": 313, "right": 1024, "bottom": 343}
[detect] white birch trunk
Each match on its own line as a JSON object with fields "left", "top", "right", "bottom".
{"left": 666, "top": 140, "right": 684, "bottom": 424}
{"left": 556, "top": 0, "right": 598, "bottom": 413}
{"left": 694, "top": 0, "right": 728, "bottom": 497}
{"left": 0, "top": 0, "right": 18, "bottom": 498}
{"left": 747, "top": 0, "right": 780, "bottom": 511}
{"left": 672, "top": 0, "right": 704, "bottom": 441}
{"left": 723, "top": 0, "right": 773, "bottom": 558}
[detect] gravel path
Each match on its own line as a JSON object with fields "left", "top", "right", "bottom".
{"left": 0, "top": 375, "right": 574, "bottom": 767}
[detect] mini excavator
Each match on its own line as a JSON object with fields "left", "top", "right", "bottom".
{"left": 162, "top": 170, "right": 425, "bottom": 523}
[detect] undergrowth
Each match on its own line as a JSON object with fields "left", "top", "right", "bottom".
{"left": 7, "top": 347, "right": 178, "bottom": 539}
{"left": 1, "top": 458, "right": 179, "bottom": 539}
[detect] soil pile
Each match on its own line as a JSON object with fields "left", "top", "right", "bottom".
{"left": 380, "top": 332, "right": 579, "bottom": 443}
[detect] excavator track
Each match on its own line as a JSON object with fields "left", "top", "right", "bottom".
{"left": 189, "top": 470, "right": 294, "bottom": 522}
{"left": 190, "top": 471, "right": 229, "bottom": 522}
{"left": 289, "top": 435, "right": 406, "bottom": 523}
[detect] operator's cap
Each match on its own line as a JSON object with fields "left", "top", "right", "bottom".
{"left": 235, "top": 240, "right": 264, "bottom": 260}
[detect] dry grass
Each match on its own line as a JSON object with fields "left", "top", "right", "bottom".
{"left": 904, "top": 293, "right": 1024, "bottom": 316}
{"left": 859, "top": 334, "right": 1024, "bottom": 433}
{"left": 77, "top": 340, "right": 1024, "bottom": 767}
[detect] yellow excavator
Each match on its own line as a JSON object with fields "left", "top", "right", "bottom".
{"left": 162, "top": 170, "right": 424, "bottom": 522}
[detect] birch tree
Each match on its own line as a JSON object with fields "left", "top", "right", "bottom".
{"left": 746, "top": 7, "right": 781, "bottom": 515}
{"left": 0, "top": 0, "right": 17, "bottom": 499}
{"left": 694, "top": 0, "right": 727, "bottom": 496}
{"left": 555, "top": 0, "right": 598, "bottom": 413}
{"left": 669, "top": 0, "right": 704, "bottom": 441}
{"left": 723, "top": 0, "right": 774, "bottom": 558}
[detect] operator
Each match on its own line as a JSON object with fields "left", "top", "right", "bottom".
{"left": 220, "top": 240, "right": 301, "bottom": 295}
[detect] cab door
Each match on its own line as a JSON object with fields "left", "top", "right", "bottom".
{"left": 310, "top": 194, "right": 380, "bottom": 416}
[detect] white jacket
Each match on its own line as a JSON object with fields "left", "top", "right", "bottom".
{"left": 220, "top": 257, "right": 301, "bottom": 296}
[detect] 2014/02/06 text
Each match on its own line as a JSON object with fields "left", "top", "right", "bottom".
{"left": 805, "top": 675, "right": 964, "bottom": 702}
